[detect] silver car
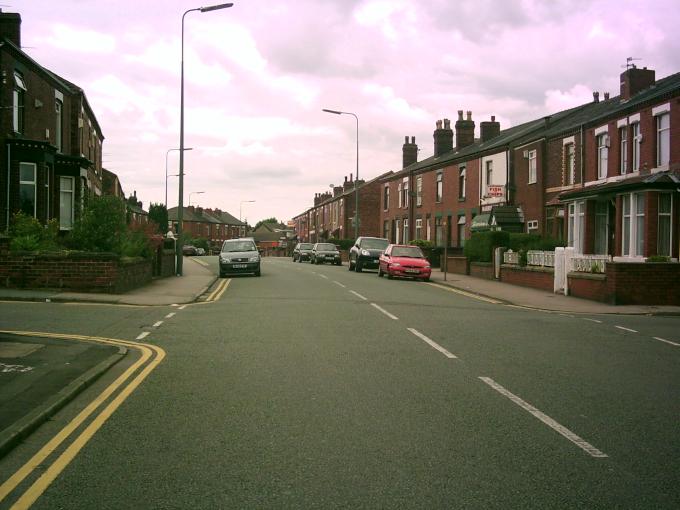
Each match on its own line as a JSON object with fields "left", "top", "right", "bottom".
{"left": 219, "top": 239, "right": 261, "bottom": 277}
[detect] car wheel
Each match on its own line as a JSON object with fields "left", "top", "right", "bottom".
{"left": 387, "top": 273, "right": 393, "bottom": 279}
{"left": 335, "top": 261, "right": 341, "bottom": 266}
{"left": 377, "top": 267, "right": 383, "bottom": 277}
{"left": 255, "top": 269, "right": 261, "bottom": 277}
{"left": 422, "top": 276, "right": 430, "bottom": 282}
{"left": 355, "top": 260, "right": 362, "bottom": 272}
{"left": 348, "top": 258, "right": 354, "bottom": 271}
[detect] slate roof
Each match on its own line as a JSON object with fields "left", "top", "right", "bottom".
{"left": 560, "top": 171, "right": 680, "bottom": 200}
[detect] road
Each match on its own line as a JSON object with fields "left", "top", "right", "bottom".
{"left": 1, "top": 256, "right": 679, "bottom": 508}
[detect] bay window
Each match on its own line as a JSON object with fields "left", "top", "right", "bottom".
{"left": 19, "top": 162, "right": 37, "bottom": 217}
{"left": 622, "top": 193, "right": 645, "bottom": 257}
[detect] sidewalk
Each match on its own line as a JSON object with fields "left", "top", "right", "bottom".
{"left": 429, "top": 269, "right": 680, "bottom": 315}
{"left": 0, "top": 257, "right": 217, "bottom": 306}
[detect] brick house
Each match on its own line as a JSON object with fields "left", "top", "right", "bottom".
{"left": 0, "top": 11, "right": 104, "bottom": 232}
{"left": 168, "top": 206, "right": 245, "bottom": 248}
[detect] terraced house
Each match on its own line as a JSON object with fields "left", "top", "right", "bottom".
{"left": 0, "top": 11, "right": 104, "bottom": 232}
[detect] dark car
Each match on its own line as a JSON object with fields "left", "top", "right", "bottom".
{"left": 378, "top": 244, "right": 431, "bottom": 281}
{"left": 311, "top": 243, "right": 342, "bottom": 265}
{"left": 182, "top": 245, "right": 197, "bottom": 256}
{"left": 219, "top": 238, "right": 261, "bottom": 277}
{"left": 348, "top": 236, "right": 389, "bottom": 272}
{"left": 293, "top": 242, "right": 314, "bottom": 262}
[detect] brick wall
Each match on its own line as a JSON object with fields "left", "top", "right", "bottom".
{"left": 606, "top": 262, "right": 680, "bottom": 305}
{"left": 500, "top": 265, "right": 553, "bottom": 291}
{"left": 0, "top": 252, "right": 152, "bottom": 293}
{"left": 446, "top": 256, "right": 469, "bottom": 275}
{"left": 470, "top": 262, "right": 494, "bottom": 280}
{"left": 568, "top": 273, "right": 608, "bottom": 302}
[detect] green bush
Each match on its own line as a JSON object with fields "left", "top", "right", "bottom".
{"left": 69, "top": 195, "right": 127, "bottom": 253}
{"left": 647, "top": 255, "right": 670, "bottom": 262}
{"left": 120, "top": 230, "right": 153, "bottom": 258}
{"left": 409, "top": 239, "right": 434, "bottom": 249}
{"left": 193, "top": 238, "right": 210, "bottom": 251}
{"left": 464, "top": 231, "right": 510, "bottom": 262}
{"left": 8, "top": 213, "right": 61, "bottom": 252}
{"left": 508, "top": 233, "right": 564, "bottom": 252}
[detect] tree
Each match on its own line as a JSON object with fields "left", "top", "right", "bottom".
{"left": 148, "top": 203, "right": 169, "bottom": 235}
{"left": 253, "top": 217, "right": 279, "bottom": 231}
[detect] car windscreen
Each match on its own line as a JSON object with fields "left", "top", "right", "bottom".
{"left": 316, "top": 243, "right": 337, "bottom": 251}
{"left": 391, "top": 246, "right": 424, "bottom": 258}
{"left": 361, "top": 239, "right": 389, "bottom": 250}
{"left": 300, "top": 244, "right": 313, "bottom": 249}
{"left": 222, "top": 241, "right": 256, "bottom": 252}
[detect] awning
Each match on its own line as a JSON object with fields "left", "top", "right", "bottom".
{"left": 470, "top": 213, "right": 491, "bottom": 232}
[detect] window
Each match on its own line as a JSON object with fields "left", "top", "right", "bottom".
{"left": 622, "top": 193, "right": 645, "bottom": 257}
{"left": 435, "top": 172, "right": 443, "bottom": 202}
{"left": 59, "top": 177, "right": 73, "bottom": 229}
{"left": 458, "top": 167, "right": 466, "bottom": 199}
{"left": 528, "top": 150, "right": 537, "bottom": 184}
{"left": 658, "top": 194, "right": 672, "bottom": 257}
{"left": 597, "top": 133, "right": 608, "bottom": 179}
{"left": 567, "top": 201, "right": 585, "bottom": 254}
{"left": 435, "top": 217, "right": 443, "bottom": 247}
{"left": 457, "top": 215, "right": 466, "bottom": 247}
{"left": 383, "top": 186, "right": 390, "bottom": 210}
{"left": 594, "top": 201, "right": 608, "bottom": 255}
{"left": 55, "top": 99, "right": 63, "bottom": 153}
{"left": 20, "top": 162, "right": 37, "bottom": 217}
{"left": 13, "top": 72, "right": 26, "bottom": 133}
{"left": 485, "top": 160, "right": 493, "bottom": 186}
{"left": 416, "top": 176, "right": 422, "bottom": 206}
{"left": 426, "top": 217, "right": 431, "bottom": 241}
{"left": 656, "top": 113, "right": 670, "bottom": 167}
{"left": 395, "top": 219, "right": 401, "bottom": 244}
{"left": 397, "top": 183, "right": 402, "bottom": 208}
{"left": 415, "top": 219, "right": 422, "bottom": 240}
{"left": 383, "top": 220, "right": 389, "bottom": 239}
{"left": 402, "top": 178, "right": 409, "bottom": 208}
{"left": 565, "top": 143, "right": 575, "bottom": 185}
{"left": 631, "top": 122, "right": 641, "bottom": 172}
{"left": 403, "top": 219, "right": 409, "bottom": 244}
{"left": 619, "top": 127, "right": 628, "bottom": 174}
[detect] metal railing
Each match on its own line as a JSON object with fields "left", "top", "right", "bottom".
{"left": 527, "top": 250, "right": 555, "bottom": 267}
{"left": 572, "top": 254, "right": 610, "bottom": 273}
{"left": 503, "top": 250, "right": 519, "bottom": 264}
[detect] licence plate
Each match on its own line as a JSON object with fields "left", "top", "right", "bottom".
{"left": 405, "top": 269, "right": 420, "bottom": 274}
{"left": 232, "top": 264, "right": 247, "bottom": 268}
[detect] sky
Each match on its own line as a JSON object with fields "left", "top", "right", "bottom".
{"left": 9, "top": 0, "right": 680, "bottom": 225}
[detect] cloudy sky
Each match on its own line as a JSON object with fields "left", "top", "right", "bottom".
{"left": 10, "top": 0, "right": 680, "bottom": 224}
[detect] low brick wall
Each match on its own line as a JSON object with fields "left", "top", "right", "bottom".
{"left": 160, "top": 249, "right": 175, "bottom": 277}
{"left": 501, "top": 265, "right": 553, "bottom": 291}
{"left": 447, "top": 256, "right": 469, "bottom": 275}
{"left": 470, "top": 262, "right": 494, "bottom": 280}
{"left": 568, "top": 272, "right": 608, "bottom": 302}
{"left": 0, "top": 251, "right": 152, "bottom": 293}
{"left": 605, "top": 262, "right": 680, "bottom": 305}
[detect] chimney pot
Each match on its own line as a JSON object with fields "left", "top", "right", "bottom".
{"left": 457, "top": 110, "right": 464, "bottom": 120}
{"left": 466, "top": 111, "right": 472, "bottom": 121}
{"left": 436, "top": 119, "right": 443, "bottom": 129}
{"left": 491, "top": 115, "right": 495, "bottom": 122}
{"left": 411, "top": 136, "right": 415, "bottom": 144}
{"left": 604, "top": 92, "right": 610, "bottom": 100}
{"left": 443, "top": 118, "right": 451, "bottom": 129}
{"left": 593, "top": 91, "right": 600, "bottom": 102}
{"left": 404, "top": 135, "right": 408, "bottom": 143}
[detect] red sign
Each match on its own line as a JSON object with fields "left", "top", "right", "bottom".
{"left": 487, "top": 185, "right": 504, "bottom": 197}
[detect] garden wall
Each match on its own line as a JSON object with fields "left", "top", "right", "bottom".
{"left": 446, "top": 256, "right": 469, "bottom": 275}
{"left": 501, "top": 265, "right": 553, "bottom": 291}
{"left": 469, "top": 262, "right": 494, "bottom": 280}
{"left": 605, "top": 262, "right": 680, "bottom": 305}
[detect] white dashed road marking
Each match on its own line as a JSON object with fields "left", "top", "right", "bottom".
{"left": 407, "top": 328, "right": 456, "bottom": 358}
{"left": 583, "top": 318, "right": 602, "bottom": 324}
{"left": 178, "top": 305, "right": 187, "bottom": 310}
{"left": 350, "top": 290, "right": 367, "bottom": 301}
{"left": 333, "top": 281, "right": 346, "bottom": 288}
{"left": 165, "top": 313, "right": 176, "bottom": 319}
{"left": 152, "top": 321, "right": 163, "bottom": 328}
{"left": 615, "top": 326, "right": 638, "bottom": 333}
{"left": 136, "top": 332, "right": 150, "bottom": 340}
{"left": 653, "top": 336, "right": 680, "bottom": 347}
{"left": 319, "top": 274, "right": 329, "bottom": 279}
{"left": 370, "top": 303, "right": 398, "bottom": 320}
{"left": 479, "top": 377, "right": 608, "bottom": 458}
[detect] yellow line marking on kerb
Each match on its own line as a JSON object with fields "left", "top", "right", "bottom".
{"left": 0, "top": 330, "right": 165, "bottom": 509}
{"left": 426, "top": 282, "right": 501, "bottom": 304}
{"left": 205, "top": 278, "right": 230, "bottom": 302}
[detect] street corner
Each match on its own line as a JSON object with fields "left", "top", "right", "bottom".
{"left": 0, "top": 332, "right": 126, "bottom": 457}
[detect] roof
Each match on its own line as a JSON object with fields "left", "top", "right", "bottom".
{"left": 560, "top": 170, "right": 680, "bottom": 201}
{"left": 315, "top": 170, "right": 393, "bottom": 209}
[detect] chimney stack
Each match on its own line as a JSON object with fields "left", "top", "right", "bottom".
{"left": 604, "top": 92, "right": 610, "bottom": 101}
{"left": 343, "top": 176, "right": 353, "bottom": 192}
{"left": 433, "top": 119, "right": 453, "bottom": 157}
{"left": 593, "top": 91, "right": 600, "bottom": 103}
{"left": 455, "top": 110, "right": 475, "bottom": 149}
{"left": 0, "top": 10, "right": 21, "bottom": 48}
{"left": 402, "top": 135, "right": 418, "bottom": 168}
{"left": 479, "top": 115, "right": 501, "bottom": 143}
{"left": 620, "top": 66, "right": 655, "bottom": 100}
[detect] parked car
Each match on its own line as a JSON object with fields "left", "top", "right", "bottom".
{"left": 219, "top": 238, "right": 261, "bottom": 277}
{"left": 311, "top": 242, "right": 342, "bottom": 265}
{"left": 348, "top": 236, "right": 389, "bottom": 272}
{"left": 378, "top": 244, "right": 431, "bottom": 281}
{"left": 182, "top": 245, "right": 197, "bottom": 256}
{"left": 195, "top": 247, "right": 206, "bottom": 256}
{"left": 293, "top": 242, "right": 314, "bottom": 262}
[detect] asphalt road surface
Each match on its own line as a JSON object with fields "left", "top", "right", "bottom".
{"left": 1, "top": 256, "right": 679, "bottom": 509}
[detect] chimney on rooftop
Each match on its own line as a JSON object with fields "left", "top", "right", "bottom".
{"left": 620, "top": 66, "right": 655, "bottom": 100}
{"left": 593, "top": 91, "right": 600, "bottom": 103}
{"left": 479, "top": 115, "right": 501, "bottom": 143}
{"left": 604, "top": 92, "right": 610, "bottom": 101}
{"left": 0, "top": 10, "right": 21, "bottom": 47}
{"left": 433, "top": 119, "right": 453, "bottom": 157}
{"left": 455, "top": 110, "right": 475, "bottom": 149}
{"left": 402, "top": 135, "right": 418, "bottom": 168}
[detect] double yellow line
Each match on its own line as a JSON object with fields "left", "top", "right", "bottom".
{"left": 204, "top": 278, "right": 230, "bottom": 303}
{"left": 0, "top": 330, "right": 165, "bottom": 509}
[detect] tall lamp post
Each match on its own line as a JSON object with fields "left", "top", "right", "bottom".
{"left": 165, "top": 147, "right": 193, "bottom": 210}
{"left": 322, "top": 108, "right": 359, "bottom": 239}
{"left": 189, "top": 191, "right": 205, "bottom": 206}
{"left": 177, "top": 2, "right": 233, "bottom": 276}
{"left": 239, "top": 200, "right": 255, "bottom": 223}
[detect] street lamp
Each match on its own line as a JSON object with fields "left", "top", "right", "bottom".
{"left": 239, "top": 200, "right": 255, "bottom": 223}
{"left": 189, "top": 191, "right": 205, "bottom": 206}
{"left": 177, "top": 2, "right": 233, "bottom": 276}
{"left": 322, "top": 108, "right": 359, "bottom": 239}
{"left": 165, "top": 147, "right": 193, "bottom": 209}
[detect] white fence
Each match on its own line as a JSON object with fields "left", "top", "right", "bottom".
{"left": 572, "top": 254, "right": 611, "bottom": 274}
{"left": 504, "top": 249, "right": 610, "bottom": 274}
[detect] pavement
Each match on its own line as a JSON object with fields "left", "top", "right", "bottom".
{"left": 1, "top": 256, "right": 678, "bottom": 458}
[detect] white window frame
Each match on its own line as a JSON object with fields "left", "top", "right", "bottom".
{"left": 658, "top": 194, "right": 673, "bottom": 257}
{"left": 55, "top": 98, "right": 63, "bottom": 153}
{"left": 416, "top": 176, "right": 422, "bottom": 206}
{"left": 426, "top": 218, "right": 431, "bottom": 241}
{"left": 619, "top": 127, "right": 628, "bottom": 175}
{"left": 597, "top": 133, "right": 608, "bottom": 180}
{"left": 565, "top": 143, "right": 575, "bottom": 185}
{"left": 403, "top": 177, "right": 409, "bottom": 208}
{"left": 567, "top": 201, "right": 585, "bottom": 254}
{"left": 458, "top": 166, "right": 466, "bottom": 199}
{"left": 395, "top": 219, "right": 401, "bottom": 244}
{"left": 621, "top": 192, "right": 645, "bottom": 258}
{"left": 13, "top": 72, "right": 27, "bottom": 133}
{"left": 435, "top": 172, "right": 443, "bottom": 202}
{"left": 528, "top": 150, "right": 537, "bottom": 184}
{"left": 656, "top": 112, "right": 670, "bottom": 168}
{"left": 59, "top": 176, "right": 75, "bottom": 230}
{"left": 403, "top": 218, "right": 409, "bottom": 244}
{"left": 19, "top": 162, "right": 37, "bottom": 217}
{"left": 485, "top": 160, "right": 493, "bottom": 186}
{"left": 383, "top": 185, "right": 389, "bottom": 210}
{"left": 415, "top": 218, "right": 422, "bottom": 240}
{"left": 631, "top": 122, "right": 641, "bottom": 172}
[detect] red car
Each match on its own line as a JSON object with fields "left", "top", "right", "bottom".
{"left": 378, "top": 244, "right": 431, "bottom": 281}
